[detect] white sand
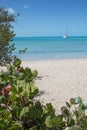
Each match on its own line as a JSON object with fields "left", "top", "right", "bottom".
{"left": 22, "top": 59, "right": 87, "bottom": 113}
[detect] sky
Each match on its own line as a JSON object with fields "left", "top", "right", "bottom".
{"left": 0, "top": 0, "right": 87, "bottom": 36}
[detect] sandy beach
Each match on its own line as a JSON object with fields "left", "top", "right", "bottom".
{"left": 22, "top": 59, "right": 87, "bottom": 113}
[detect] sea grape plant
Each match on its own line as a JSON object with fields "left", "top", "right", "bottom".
{"left": 61, "top": 97, "right": 87, "bottom": 130}
{"left": 0, "top": 58, "right": 39, "bottom": 129}
{"left": 0, "top": 58, "right": 65, "bottom": 130}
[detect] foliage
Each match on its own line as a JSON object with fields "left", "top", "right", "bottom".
{"left": 61, "top": 97, "right": 87, "bottom": 130}
{"left": 0, "top": 58, "right": 87, "bottom": 129}
{"left": 0, "top": 7, "right": 16, "bottom": 66}
{"left": 0, "top": 58, "right": 64, "bottom": 130}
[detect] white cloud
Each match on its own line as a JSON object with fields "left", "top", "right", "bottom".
{"left": 23, "top": 5, "right": 29, "bottom": 9}
{"left": 7, "top": 8, "right": 15, "bottom": 14}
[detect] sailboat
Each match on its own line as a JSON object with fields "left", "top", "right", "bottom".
{"left": 63, "top": 34, "right": 69, "bottom": 38}
{"left": 63, "top": 29, "right": 69, "bottom": 38}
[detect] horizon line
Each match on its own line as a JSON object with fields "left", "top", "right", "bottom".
{"left": 14, "top": 35, "right": 87, "bottom": 37}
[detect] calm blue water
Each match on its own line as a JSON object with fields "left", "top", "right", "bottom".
{"left": 13, "top": 36, "right": 87, "bottom": 61}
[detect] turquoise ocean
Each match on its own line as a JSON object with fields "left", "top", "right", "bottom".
{"left": 14, "top": 36, "right": 87, "bottom": 61}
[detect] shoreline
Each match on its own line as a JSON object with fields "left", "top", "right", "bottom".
{"left": 21, "top": 57, "right": 87, "bottom": 62}
{"left": 22, "top": 58, "right": 87, "bottom": 113}
{"left": 20, "top": 57, "right": 87, "bottom": 62}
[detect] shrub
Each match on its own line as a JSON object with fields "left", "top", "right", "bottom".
{"left": 0, "top": 7, "right": 17, "bottom": 66}
{"left": 0, "top": 58, "right": 65, "bottom": 130}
